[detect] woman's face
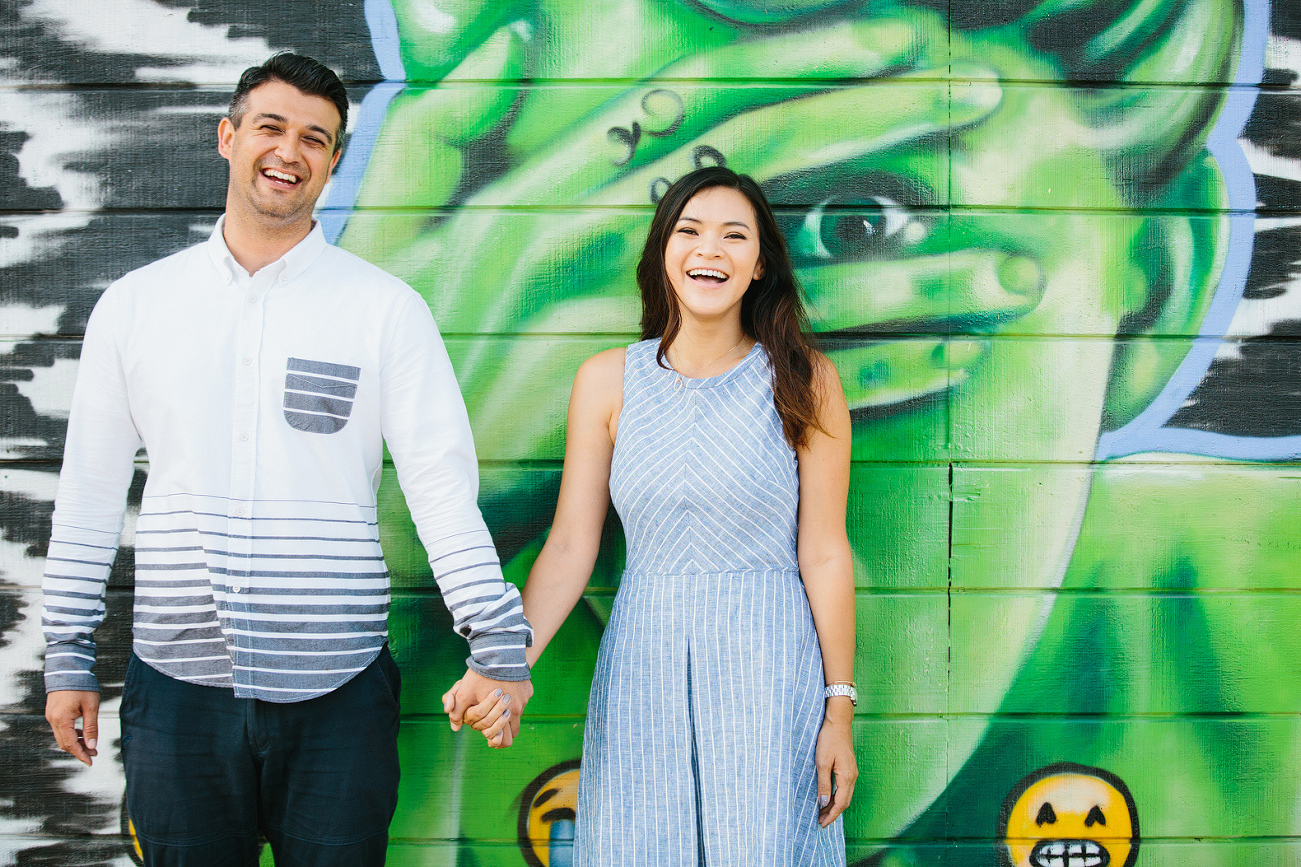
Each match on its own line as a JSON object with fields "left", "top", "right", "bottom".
{"left": 663, "top": 186, "right": 765, "bottom": 327}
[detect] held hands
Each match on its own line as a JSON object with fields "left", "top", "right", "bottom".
{"left": 442, "top": 669, "right": 534, "bottom": 749}
{"left": 816, "top": 697, "right": 858, "bottom": 827}
{"left": 46, "top": 690, "right": 100, "bottom": 766}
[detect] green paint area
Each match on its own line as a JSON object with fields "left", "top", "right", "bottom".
{"left": 335, "top": 0, "right": 1296, "bottom": 863}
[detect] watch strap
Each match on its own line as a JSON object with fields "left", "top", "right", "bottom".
{"left": 823, "top": 682, "right": 857, "bottom": 706}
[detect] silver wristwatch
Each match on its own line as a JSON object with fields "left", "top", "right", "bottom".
{"left": 823, "top": 682, "right": 857, "bottom": 706}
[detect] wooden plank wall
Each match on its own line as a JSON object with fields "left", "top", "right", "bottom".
{"left": 1, "top": 1, "right": 1299, "bottom": 865}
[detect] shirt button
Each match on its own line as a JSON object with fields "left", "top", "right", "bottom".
{"left": 243, "top": 357, "right": 252, "bottom": 365}
{"left": 247, "top": 295, "right": 256, "bottom": 304}
{"left": 234, "top": 507, "right": 245, "bottom": 516}
{"left": 230, "top": 585, "right": 242, "bottom": 594}
{"left": 240, "top": 432, "right": 249, "bottom": 441}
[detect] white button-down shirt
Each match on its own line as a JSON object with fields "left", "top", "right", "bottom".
{"left": 42, "top": 219, "right": 531, "bottom": 701}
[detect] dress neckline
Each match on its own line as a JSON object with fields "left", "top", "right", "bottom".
{"left": 662, "top": 339, "right": 763, "bottom": 391}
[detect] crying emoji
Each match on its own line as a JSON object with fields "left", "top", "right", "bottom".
{"left": 998, "top": 762, "right": 1139, "bottom": 867}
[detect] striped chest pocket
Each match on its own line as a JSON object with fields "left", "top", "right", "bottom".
{"left": 283, "top": 358, "right": 361, "bottom": 434}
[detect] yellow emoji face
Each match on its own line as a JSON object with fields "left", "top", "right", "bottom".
{"left": 999, "top": 763, "right": 1139, "bottom": 867}
{"left": 519, "top": 761, "right": 581, "bottom": 867}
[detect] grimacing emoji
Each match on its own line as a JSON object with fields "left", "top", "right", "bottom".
{"left": 998, "top": 763, "right": 1139, "bottom": 867}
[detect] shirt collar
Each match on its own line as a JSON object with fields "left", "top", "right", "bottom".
{"left": 205, "top": 215, "right": 328, "bottom": 285}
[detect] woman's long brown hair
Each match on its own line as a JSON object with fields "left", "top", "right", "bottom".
{"left": 636, "top": 166, "right": 823, "bottom": 449}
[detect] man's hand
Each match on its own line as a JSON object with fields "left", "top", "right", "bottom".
{"left": 442, "top": 669, "right": 533, "bottom": 748}
{"left": 46, "top": 690, "right": 100, "bottom": 766}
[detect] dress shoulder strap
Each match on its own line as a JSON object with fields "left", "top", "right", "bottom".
{"left": 622, "top": 338, "right": 660, "bottom": 379}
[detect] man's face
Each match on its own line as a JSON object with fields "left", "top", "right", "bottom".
{"left": 217, "top": 79, "right": 342, "bottom": 228}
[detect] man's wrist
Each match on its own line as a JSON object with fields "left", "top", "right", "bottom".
{"left": 44, "top": 668, "right": 101, "bottom": 695}
{"left": 464, "top": 648, "right": 531, "bottom": 683}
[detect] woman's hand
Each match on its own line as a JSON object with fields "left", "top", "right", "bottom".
{"left": 816, "top": 697, "right": 858, "bottom": 826}
{"left": 465, "top": 689, "right": 515, "bottom": 748}
{"left": 442, "top": 669, "right": 534, "bottom": 749}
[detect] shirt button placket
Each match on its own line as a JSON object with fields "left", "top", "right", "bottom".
{"left": 227, "top": 269, "right": 271, "bottom": 688}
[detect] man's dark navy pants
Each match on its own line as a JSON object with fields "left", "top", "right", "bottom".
{"left": 120, "top": 646, "right": 401, "bottom": 866}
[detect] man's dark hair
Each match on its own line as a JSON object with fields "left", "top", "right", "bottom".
{"left": 228, "top": 53, "right": 348, "bottom": 153}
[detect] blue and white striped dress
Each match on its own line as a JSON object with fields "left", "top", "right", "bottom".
{"left": 574, "top": 338, "right": 846, "bottom": 865}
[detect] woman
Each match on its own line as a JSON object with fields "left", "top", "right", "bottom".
{"left": 469, "top": 165, "right": 856, "bottom": 863}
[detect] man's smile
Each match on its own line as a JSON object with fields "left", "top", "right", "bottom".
{"left": 261, "top": 166, "right": 302, "bottom": 186}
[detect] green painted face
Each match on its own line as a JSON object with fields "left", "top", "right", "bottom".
{"left": 347, "top": 0, "right": 1228, "bottom": 852}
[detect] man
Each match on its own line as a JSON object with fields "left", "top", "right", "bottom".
{"left": 41, "top": 53, "right": 532, "bottom": 865}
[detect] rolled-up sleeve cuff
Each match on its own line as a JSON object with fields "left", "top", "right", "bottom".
{"left": 44, "top": 643, "right": 101, "bottom": 693}
{"left": 465, "top": 632, "right": 531, "bottom": 682}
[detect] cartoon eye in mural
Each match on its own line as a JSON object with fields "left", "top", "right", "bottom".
{"left": 997, "top": 763, "right": 1139, "bottom": 867}
{"left": 771, "top": 174, "right": 937, "bottom": 268}
{"left": 518, "top": 760, "right": 582, "bottom": 867}
{"left": 789, "top": 194, "right": 925, "bottom": 263}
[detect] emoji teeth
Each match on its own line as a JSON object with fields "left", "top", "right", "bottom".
{"left": 263, "top": 168, "right": 299, "bottom": 184}
{"left": 1029, "top": 839, "right": 1105, "bottom": 867}
{"left": 688, "top": 268, "right": 728, "bottom": 281}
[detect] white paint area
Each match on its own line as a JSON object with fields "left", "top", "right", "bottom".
{"left": 0, "top": 468, "right": 58, "bottom": 590}
{"left": 1215, "top": 216, "right": 1301, "bottom": 359}
{"left": 412, "top": 2, "right": 457, "bottom": 35}
{"left": 0, "top": 466, "right": 132, "bottom": 838}
{"left": 120, "top": 506, "right": 137, "bottom": 549}
{"left": 0, "top": 305, "right": 64, "bottom": 338}
{"left": 0, "top": 586, "right": 43, "bottom": 713}
{"left": 1241, "top": 139, "right": 1301, "bottom": 185}
{"left": 509, "top": 18, "right": 534, "bottom": 42}
{"left": 0, "top": 805, "right": 44, "bottom": 862}
{"left": 0, "top": 89, "right": 105, "bottom": 216}
{"left": 13, "top": 358, "right": 79, "bottom": 420}
{"left": 1219, "top": 279, "right": 1301, "bottom": 356}
{"left": 22, "top": 0, "right": 270, "bottom": 83}
{"left": 1242, "top": 33, "right": 1301, "bottom": 181}
{"left": 55, "top": 695, "right": 129, "bottom": 836}
{"left": 1266, "top": 35, "right": 1301, "bottom": 78}
{"left": 0, "top": 213, "right": 98, "bottom": 271}
{"left": 0, "top": 467, "right": 58, "bottom": 505}
{"left": 1222, "top": 38, "right": 1301, "bottom": 360}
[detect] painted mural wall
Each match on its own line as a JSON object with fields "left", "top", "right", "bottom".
{"left": 1, "top": 0, "right": 1299, "bottom": 864}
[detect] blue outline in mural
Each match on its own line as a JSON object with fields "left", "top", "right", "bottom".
{"left": 365, "top": 0, "right": 406, "bottom": 82}
{"left": 1098, "top": 0, "right": 1301, "bottom": 462}
{"left": 317, "top": 0, "right": 405, "bottom": 243}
